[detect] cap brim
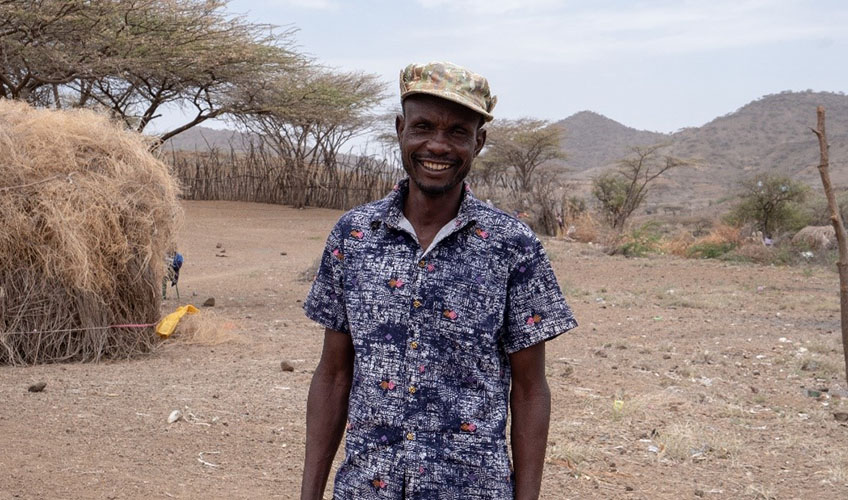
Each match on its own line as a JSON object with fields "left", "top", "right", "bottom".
{"left": 401, "top": 89, "right": 494, "bottom": 122}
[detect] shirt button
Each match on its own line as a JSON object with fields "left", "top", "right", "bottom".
{"left": 406, "top": 432, "right": 415, "bottom": 440}
{"left": 413, "top": 299, "right": 422, "bottom": 308}
{"left": 410, "top": 341, "right": 419, "bottom": 349}
{"left": 418, "top": 260, "right": 426, "bottom": 268}
{"left": 408, "top": 386, "right": 417, "bottom": 394}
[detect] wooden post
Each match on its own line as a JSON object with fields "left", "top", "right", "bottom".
{"left": 811, "top": 106, "right": 848, "bottom": 386}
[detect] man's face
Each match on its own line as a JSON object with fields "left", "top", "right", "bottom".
{"left": 395, "top": 94, "right": 486, "bottom": 197}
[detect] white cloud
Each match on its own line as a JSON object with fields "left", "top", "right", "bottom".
{"left": 274, "top": 0, "right": 339, "bottom": 10}
{"left": 415, "top": 0, "right": 561, "bottom": 15}
{"left": 405, "top": 0, "right": 848, "bottom": 65}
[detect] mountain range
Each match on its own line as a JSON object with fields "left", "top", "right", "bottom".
{"left": 554, "top": 91, "right": 848, "bottom": 209}
{"left": 164, "top": 91, "right": 848, "bottom": 210}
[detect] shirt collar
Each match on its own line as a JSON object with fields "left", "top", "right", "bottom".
{"left": 378, "top": 178, "right": 483, "bottom": 231}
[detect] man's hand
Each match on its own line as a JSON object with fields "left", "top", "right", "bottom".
{"left": 509, "top": 341, "right": 551, "bottom": 500}
{"left": 300, "top": 328, "right": 354, "bottom": 500}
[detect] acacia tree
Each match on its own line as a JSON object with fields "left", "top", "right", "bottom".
{"left": 726, "top": 174, "right": 808, "bottom": 238}
{"left": 477, "top": 118, "right": 565, "bottom": 191}
{"left": 240, "top": 68, "right": 385, "bottom": 168}
{"left": 0, "top": 0, "right": 120, "bottom": 103}
{"left": 592, "top": 144, "right": 686, "bottom": 229}
{"left": 75, "top": 0, "right": 304, "bottom": 144}
{"left": 1, "top": 0, "right": 305, "bottom": 143}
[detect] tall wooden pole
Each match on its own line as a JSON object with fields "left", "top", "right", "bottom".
{"left": 811, "top": 106, "right": 848, "bottom": 386}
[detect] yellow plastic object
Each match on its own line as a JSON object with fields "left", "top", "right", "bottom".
{"left": 156, "top": 305, "right": 199, "bottom": 338}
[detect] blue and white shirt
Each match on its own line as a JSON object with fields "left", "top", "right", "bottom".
{"left": 304, "top": 179, "right": 577, "bottom": 499}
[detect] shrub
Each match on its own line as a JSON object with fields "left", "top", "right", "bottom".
{"left": 612, "top": 222, "right": 663, "bottom": 257}
{"left": 687, "top": 241, "right": 736, "bottom": 259}
{"left": 725, "top": 174, "right": 810, "bottom": 237}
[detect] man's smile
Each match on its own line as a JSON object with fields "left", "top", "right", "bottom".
{"left": 417, "top": 159, "right": 455, "bottom": 172}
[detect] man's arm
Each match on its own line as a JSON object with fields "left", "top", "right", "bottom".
{"left": 300, "top": 328, "right": 354, "bottom": 500}
{"left": 509, "top": 341, "right": 551, "bottom": 500}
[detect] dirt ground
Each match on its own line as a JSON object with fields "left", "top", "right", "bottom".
{"left": 2, "top": 200, "right": 848, "bottom": 499}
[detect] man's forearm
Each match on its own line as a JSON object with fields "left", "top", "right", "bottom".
{"left": 300, "top": 366, "right": 351, "bottom": 500}
{"left": 510, "top": 379, "right": 551, "bottom": 500}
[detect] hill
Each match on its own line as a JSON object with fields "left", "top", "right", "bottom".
{"left": 162, "top": 126, "right": 254, "bottom": 153}
{"left": 555, "top": 91, "right": 848, "bottom": 210}
{"left": 553, "top": 111, "right": 669, "bottom": 176}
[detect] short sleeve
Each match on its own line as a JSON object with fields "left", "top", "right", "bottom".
{"left": 502, "top": 235, "right": 577, "bottom": 354}
{"left": 303, "top": 222, "right": 349, "bottom": 334}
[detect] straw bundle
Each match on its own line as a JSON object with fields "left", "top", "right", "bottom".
{"left": 0, "top": 100, "right": 181, "bottom": 365}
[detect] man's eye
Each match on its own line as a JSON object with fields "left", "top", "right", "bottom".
{"left": 451, "top": 128, "right": 469, "bottom": 136}
{"left": 414, "top": 123, "right": 430, "bottom": 130}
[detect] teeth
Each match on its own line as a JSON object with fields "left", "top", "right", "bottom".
{"left": 421, "top": 161, "right": 451, "bottom": 171}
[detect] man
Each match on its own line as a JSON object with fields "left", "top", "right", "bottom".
{"left": 301, "top": 61, "right": 577, "bottom": 499}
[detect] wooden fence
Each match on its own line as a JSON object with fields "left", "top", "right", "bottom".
{"left": 168, "top": 145, "right": 399, "bottom": 211}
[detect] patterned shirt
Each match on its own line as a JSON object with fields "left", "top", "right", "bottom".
{"left": 304, "top": 179, "right": 577, "bottom": 499}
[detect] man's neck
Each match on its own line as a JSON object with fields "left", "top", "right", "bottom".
{"left": 402, "top": 181, "right": 463, "bottom": 245}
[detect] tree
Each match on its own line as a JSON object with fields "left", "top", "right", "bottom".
{"left": 1, "top": 0, "right": 305, "bottom": 143}
{"left": 239, "top": 68, "right": 386, "bottom": 168}
{"left": 726, "top": 174, "right": 808, "bottom": 238}
{"left": 592, "top": 144, "right": 686, "bottom": 229}
{"left": 0, "top": 0, "right": 120, "bottom": 102}
{"left": 477, "top": 118, "right": 564, "bottom": 191}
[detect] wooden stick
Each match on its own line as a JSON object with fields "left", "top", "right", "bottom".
{"left": 811, "top": 105, "right": 848, "bottom": 386}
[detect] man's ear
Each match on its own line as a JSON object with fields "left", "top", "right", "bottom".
{"left": 474, "top": 127, "right": 487, "bottom": 157}
{"left": 395, "top": 113, "right": 405, "bottom": 140}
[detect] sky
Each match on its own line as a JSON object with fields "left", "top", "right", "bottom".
{"left": 159, "top": 0, "right": 848, "bottom": 135}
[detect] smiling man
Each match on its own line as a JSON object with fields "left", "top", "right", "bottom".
{"left": 301, "top": 61, "right": 577, "bottom": 500}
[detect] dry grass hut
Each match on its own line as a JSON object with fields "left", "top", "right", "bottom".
{"left": 0, "top": 100, "right": 181, "bottom": 365}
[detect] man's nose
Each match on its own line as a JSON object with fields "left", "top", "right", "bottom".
{"left": 425, "top": 131, "right": 450, "bottom": 155}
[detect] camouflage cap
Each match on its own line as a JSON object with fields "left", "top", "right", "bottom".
{"left": 400, "top": 61, "right": 497, "bottom": 122}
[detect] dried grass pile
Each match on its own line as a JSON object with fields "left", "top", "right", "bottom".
{"left": 0, "top": 100, "right": 181, "bottom": 365}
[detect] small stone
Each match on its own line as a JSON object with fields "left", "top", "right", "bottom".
{"left": 801, "top": 360, "right": 820, "bottom": 371}
{"left": 662, "top": 354, "right": 671, "bottom": 360}
{"left": 216, "top": 242, "right": 222, "bottom": 248}
{"left": 167, "top": 409, "right": 182, "bottom": 424}
{"left": 280, "top": 252, "right": 287, "bottom": 256}
{"left": 834, "top": 412, "right": 848, "bottom": 422}
{"left": 280, "top": 360, "right": 295, "bottom": 372}
{"left": 560, "top": 363, "right": 574, "bottom": 378}
{"left": 202, "top": 297, "right": 215, "bottom": 307}
{"left": 594, "top": 349, "right": 608, "bottom": 358}
{"left": 625, "top": 486, "right": 634, "bottom": 492}
{"left": 27, "top": 382, "right": 47, "bottom": 393}
{"left": 750, "top": 386, "right": 759, "bottom": 393}
{"left": 695, "top": 489, "right": 705, "bottom": 497}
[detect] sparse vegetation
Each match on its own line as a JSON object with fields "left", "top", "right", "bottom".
{"left": 726, "top": 174, "right": 809, "bottom": 238}
{"left": 592, "top": 144, "right": 687, "bottom": 230}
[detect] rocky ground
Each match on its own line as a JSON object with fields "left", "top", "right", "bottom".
{"left": 2, "top": 200, "right": 847, "bottom": 499}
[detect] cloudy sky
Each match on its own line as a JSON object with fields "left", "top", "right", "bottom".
{"left": 186, "top": 0, "right": 847, "bottom": 134}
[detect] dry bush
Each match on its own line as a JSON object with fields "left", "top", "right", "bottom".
{"left": 0, "top": 100, "right": 181, "bottom": 365}
{"left": 696, "top": 223, "right": 744, "bottom": 247}
{"left": 662, "top": 230, "right": 696, "bottom": 256}
{"left": 169, "top": 311, "right": 241, "bottom": 346}
{"left": 678, "top": 223, "right": 743, "bottom": 259}
{"left": 727, "top": 243, "right": 775, "bottom": 263}
{"left": 568, "top": 212, "right": 601, "bottom": 243}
